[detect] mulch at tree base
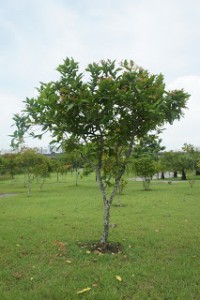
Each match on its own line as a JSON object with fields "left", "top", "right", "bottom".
{"left": 78, "top": 241, "right": 122, "bottom": 254}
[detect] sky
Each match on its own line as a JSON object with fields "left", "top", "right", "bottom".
{"left": 1, "top": 0, "right": 200, "bottom": 151}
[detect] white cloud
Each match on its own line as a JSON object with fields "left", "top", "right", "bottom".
{"left": 0, "top": 93, "right": 24, "bottom": 149}
{"left": 161, "top": 76, "right": 200, "bottom": 150}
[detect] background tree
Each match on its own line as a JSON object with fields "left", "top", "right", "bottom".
{"left": 133, "top": 156, "right": 158, "bottom": 190}
{"left": 32, "top": 155, "right": 52, "bottom": 191}
{"left": 17, "top": 149, "right": 51, "bottom": 196}
{"left": 130, "top": 135, "right": 163, "bottom": 187}
{"left": 51, "top": 154, "right": 72, "bottom": 183}
{"left": 175, "top": 153, "right": 194, "bottom": 180}
{"left": 182, "top": 143, "right": 200, "bottom": 176}
{"left": 62, "top": 144, "right": 84, "bottom": 186}
{"left": 0, "top": 155, "right": 6, "bottom": 176}
{"left": 159, "top": 151, "right": 179, "bottom": 178}
{"left": 133, "top": 134, "right": 165, "bottom": 159}
{"left": 3, "top": 153, "right": 19, "bottom": 180}
{"left": 195, "top": 161, "right": 200, "bottom": 175}
{"left": 11, "top": 58, "right": 189, "bottom": 243}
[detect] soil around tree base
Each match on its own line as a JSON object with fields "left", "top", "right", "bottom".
{"left": 78, "top": 241, "right": 122, "bottom": 254}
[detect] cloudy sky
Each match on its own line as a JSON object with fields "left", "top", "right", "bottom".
{"left": 1, "top": 0, "right": 200, "bottom": 151}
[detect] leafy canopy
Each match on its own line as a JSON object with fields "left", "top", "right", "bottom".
{"left": 11, "top": 57, "right": 189, "bottom": 154}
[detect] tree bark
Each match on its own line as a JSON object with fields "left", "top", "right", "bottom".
{"left": 75, "top": 167, "right": 78, "bottom": 186}
{"left": 96, "top": 166, "right": 110, "bottom": 243}
{"left": 173, "top": 171, "right": 178, "bottom": 178}
{"left": 101, "top": 201, "right": 111, "bottom": 243}
{"left": 96, "top": 165, "right": 122, "bottom": 243}
{"left": 96, "top": 136, "right": 134, "bottom": 243}
{"left": 28, "top": 176, "right": 31, "bottom": 197}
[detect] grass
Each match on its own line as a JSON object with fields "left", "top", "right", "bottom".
{"left": 0, "top": 173, "right": 200, "bottom": 299}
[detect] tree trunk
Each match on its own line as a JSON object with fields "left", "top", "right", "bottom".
{"left": 161, "top": 172, "right": 165, "bottom": 179}
{"left": 181, "top": 170, "right": 187, "bottom": 180}
{"left": 117, "top": 192, "right": 121, "bottom": 207}
{"left": 75, "top": 168, "right": 78, "bottom": 186}
{"left": 24, "top": 174, "right": 27, "bottom": 187}
{"left": 196, "top": 170, "right": 200, "bottom": 175}
{"left": 101, "top": 201, "right": 111, "bottom": 243}
{"left": 40, "top": 179, "right": 45, "bottom": 191}
{"left": 173, "top": 171, "right": 178, "bottom": 178}
{"left": 96, "top": 165, "right": 122, "bottom": 243}
{"left": 28, "top": 179, "right": 31, "bottom": 197}
{"left": 95, "top": 146, "right": 128, "bottom": 243}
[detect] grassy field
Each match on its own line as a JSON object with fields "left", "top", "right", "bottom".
{"left": 0, "top": 173, "right": 200, "bottom": 299}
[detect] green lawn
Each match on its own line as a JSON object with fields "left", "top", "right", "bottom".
{"left": 0, "top": 174, "right": 200, "bottom": 299}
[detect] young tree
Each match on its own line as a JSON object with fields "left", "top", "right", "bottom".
{"left": 133, "top": 134, "right": 165, "bottom": 159}
{"left": 196, "top": 159, "right": 200, "bottom": 176}
{"left": 11, "top": 58, "right": 189, "bottom": 243}
{"left": 33, "top": 155, "right": 52, "bottom": 191}
{"left": 51, "top": 154, "right": 72, "bottom": 183}
{"left": 3, "top": 153, "right": 19, "bottom": 179}
{"left": 0, "top": 155, "right": 6, "bottom": 176}
{"left": 159, "top": 151, "right": 179, "bottom": 178}
{"left": 63, "top": 150, "right": 84, "bottom": 186}
{"left": 182, "top": 143, "right": 200, "bottom": 175}
{"left": 17, "top": 149, "right": 51, "bottom": 196}
{"left": 132, "top": 134, "right": 165, "bottom": 179}
{"left": 133, "top": 156, "right": 158, "bottom": 190}
{"left": 176, "top": 153, "right": 194, "bottom": 180}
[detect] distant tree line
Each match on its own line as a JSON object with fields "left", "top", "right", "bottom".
{"left": 1, "top": 142, "right": 200, "bottom": 192}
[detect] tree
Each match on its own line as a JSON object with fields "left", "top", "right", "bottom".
{"left": 132, "top": 134, "right": 165, "bottom": 179}
{"left": 0, "top": 155, "right": 6, "bottom": 176}
{"left": 176, "top": 153, "right": 194, "bottom": 180}
{"left": 159, "top": 151, "right": 179, "bottom": 178}
{"left": 63, "top": 150, "right": 84, "bottom": 186}
{"left": 133, "top": 134, "right": 165, "bottom": 159}
{"left": 51, "top": 154, "right": 72, "bottom": 183}
{"left": 11, "top": 58, "right": 189, "bottom": 243}
{"left": 32, "top": 155, "right": 52, "bottom": 191}
{"left": 182, "top": 143, "right": 200, "bottom": 175}
{"left": 133, "top": 156, "right": 157, "bottom": 190}
{"left": 196, "top": 158, "right": 200, "bottom": 176}
{"left": 3, "top": 153, "right": 19, "bottom": 179}
{"left": 17, "top": 149, "right": 51, "bottom": 196}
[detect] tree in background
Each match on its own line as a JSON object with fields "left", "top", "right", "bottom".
{"left": 130, "top": 134, "right": 163, "bottom": 188}
{"left": 62, "top": 141, "right": 84, "bottom": 186}
{"left": 133, "top": 134, "right": 165, "bottom": 159}
{"left": 195, "top": 162, "right": 200, "bottom": 176}
{"left": 182, "top": 143, "right": 200, "bottom": 176}
{"left": 0, "top": 155, "right": 6, "bottom": 176}
{"left": 32, "top": 155, "right": 52, "bottom": 191}
{"left": 51, "top": 154, "right": 72, "bottom": 183}
{"left": 133, "top": 156, "right": 158, "bottom": 190}
{"left": 159, "top": 151, "right": 179, "bottom": 179}
{"left": 175, "top": 153, "right": 194, "bottom": 180}
{"left": 11, "top": 58, "right": 189, "bottom": 243}
{"left": 17, "top": 149, "right": 51, "bottom": 196}
{"left": 2, "top": 153, "right": 19, "bottom": 179}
